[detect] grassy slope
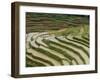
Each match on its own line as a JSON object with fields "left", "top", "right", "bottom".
{"left": 26, "top": 12, "right": 89, "bottom": 33}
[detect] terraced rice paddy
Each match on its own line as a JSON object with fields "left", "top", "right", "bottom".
{"left": 26, "top": 13, "right": 89, "bottom": 67}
